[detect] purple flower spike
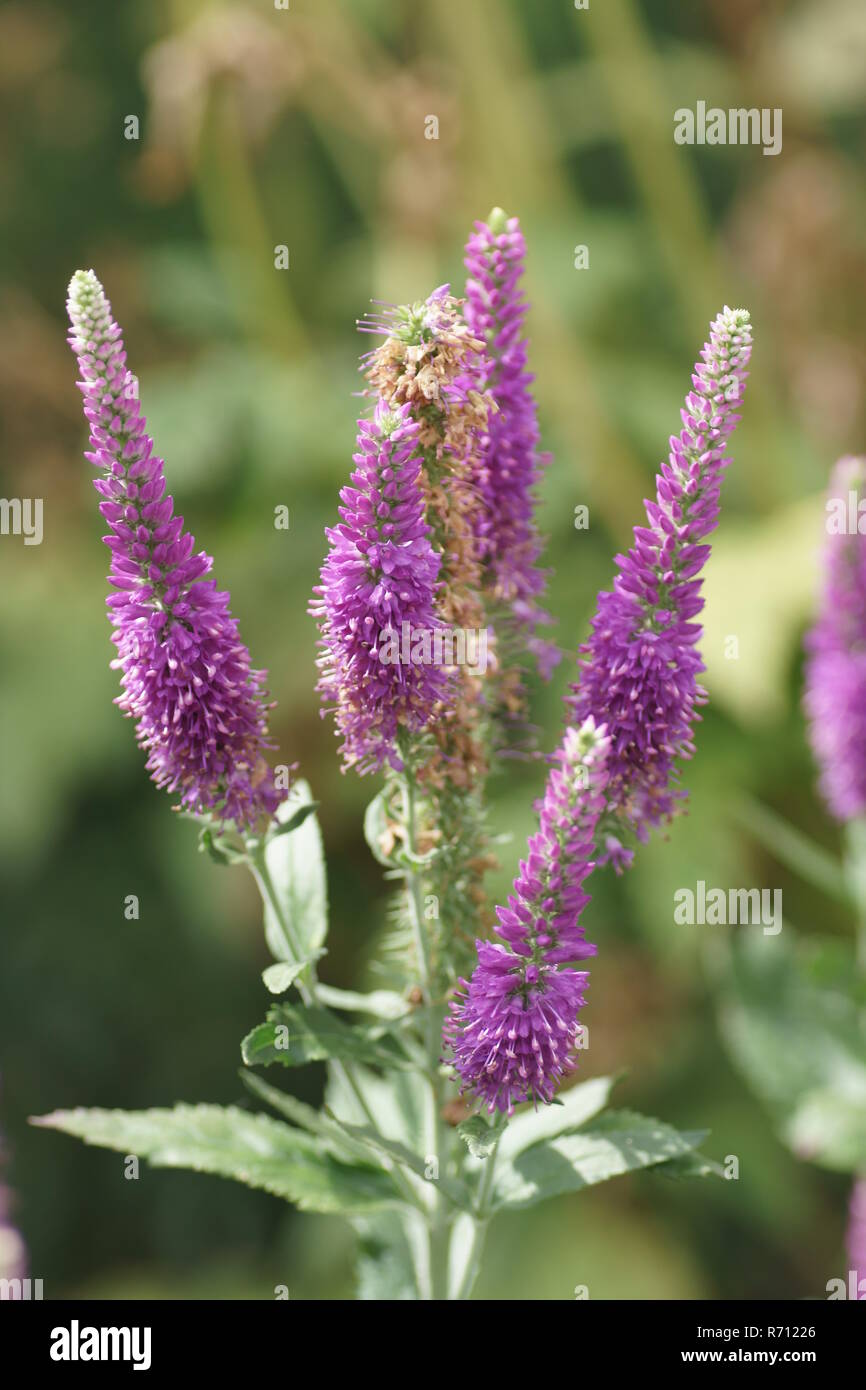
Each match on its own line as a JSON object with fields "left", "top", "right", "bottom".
{"left": 311, "top": 400, "right": 452, "bottom": 774}
{"left": 804, "top": 456, "right": 866, "bottom": 821}
{"left": 464, "top": 210, "right": 558, "bottom": 676}
{"left": 568, "top": 306, "right": 752, "bottom": 842}
{"left": 67, "top": 270, "right": 285, "bottom": 829}
{"left": 445, "top": 719, "right": 608, "bottom": 1113}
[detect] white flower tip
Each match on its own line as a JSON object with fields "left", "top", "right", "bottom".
{"left": 67, "top": 268, "right": 107, "bottom": 314}
{"left": 718, "top": 305, "right": 751, "bottom": 330}
{"left": 68, "top": 267, "right": 96, "bottom": 291}
{"left": 563, "top": 717, "right": 609, "bottom": 766}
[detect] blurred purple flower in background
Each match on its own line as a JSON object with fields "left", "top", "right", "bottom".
{"left": 803, "top": 455, "right": 866, "bottom": 822}
{"left": 803, "top": 458, "right": 866, "bottom": 1305}
{"left": 67, "top": 271, "right": 285, "bottom": 830}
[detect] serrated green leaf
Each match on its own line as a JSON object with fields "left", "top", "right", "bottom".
{"left": 653, "top": 1144, "right": 727, "bottom": 1181}
{"left": 497, "top": 1075, "right": 617, "bottom": 1164}
{"left": 719, "top": 932, "right": 866, "bottom": 1173}
{"left": 238, "top": 1070, "right": 328, "bottom": 1136}
{"left": 30, "top": 1104, "right": 399, "bottom": 1213}
{"left": 262, "top": 782, "right": 328, "bottom": 962}
{"left": 491, "top": 1110, "right": 707, "bottom": 1210}
{"left": 241, "top": 1003, "right": 416, "bottom": 1072}
{"left": 457, "top": 1115, "right": 506, "bottom": 1160}
{"left": 325, "top": 1062, "right": 426, "bottom": 1154}
{"left": 239, "top": 1070, "right": 394, "bottom": 1169}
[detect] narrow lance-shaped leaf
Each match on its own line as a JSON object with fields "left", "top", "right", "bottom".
{"left": 326, "top": 1111, "right": 473, "bottom": 1212}
{"left": 315, "top": 983, "right": 412, "bottom": 1021}
{"left": 325, "top": 1062, "right": 426, "bottom": 1155}
{"left": 240, "top": 1071, "right": 392, "bottom": 1170}
{"left": 491, "top": 1110, "right": 713, "bottom": 1211}
{"left": 31, "top": 1104, "right": 400, "bottom": 1214}
{"left": 496, "top": 1074, "right": 617, "bottom": 1164}
{"left": 260, "top": 780, "right": 328, "bottom": 963}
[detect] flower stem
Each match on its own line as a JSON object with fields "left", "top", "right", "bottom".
{"left": 452, "top": 1138, "right": 500, "bottom": 1300}
{"left": 247, "top": 843, "right": 308, "bottom": 978}
{"left": 401, "top": 767, "right": 450, "bottom": 1300}
{"left": 245, "top": 837, "right": 424, "bottom": 1217}
{"left": 402, "top": 772, "right": 433, "bottom": 1006}
{"left": 843, "top": 820, "right": 866, "bottom": 973}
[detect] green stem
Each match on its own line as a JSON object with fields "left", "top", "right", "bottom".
{"left": 402, "top": 774, "right": 433, "bottom": 1006}
{"left": 844, "top": 820, "right": 866, "bottom": 973}
{"left": 452, "top": 1138, "right": 500, "bottom": 1301}
{"left": 248, "top": 845, "right": 309, "bottom": 985}
{"left": 738, "top": 799, "right": 853, "bottom": 909}
{"left": 401, "top": 767, "right": 450, "bottom": 1300}
{"left": 245, "top": 839, "right": 423, "bottom": 1215}
{"left": 475, "top": 1137, "right": 500, "bottom": 1214}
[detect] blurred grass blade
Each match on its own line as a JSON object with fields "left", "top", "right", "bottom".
{"left": 736, "top": 798, "right": 849, "bottom": 905}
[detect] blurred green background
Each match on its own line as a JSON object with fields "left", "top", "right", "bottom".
{"left": 1, "top": 0, "right": 865, "bottom": 1299}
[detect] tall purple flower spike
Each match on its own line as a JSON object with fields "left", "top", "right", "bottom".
{"left": 67, "top": 270, "right": 285, "bottom": 830}
{"left": 311, "top": 400, "right": 452, "bottom": 775}
{"left": 803, "top": 464, "right": 866, "bottom": 1297}
{"left": 464, "top": 210, "right": 558, "bottom": 678}
{"left": 568, "top": 306, "right": 752, "bottom": 848}
{"left": 804, "top": 456, "right": 866, "bottom": 822}
{"left": 445, "top": 718, "right": 608, "bottom": 1113}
